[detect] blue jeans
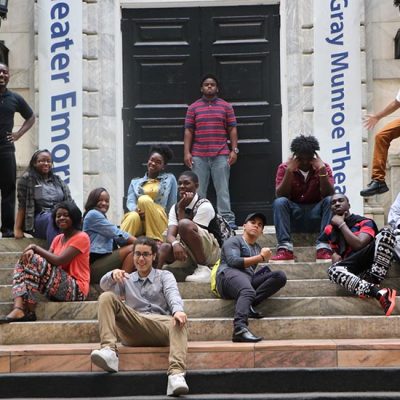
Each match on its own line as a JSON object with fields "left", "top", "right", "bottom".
{"left": 272, "top": 196, "right": 332, "bottom": 251}
{"left": 34, "top": 211, "right": 60, "bottom": 247}
{"left": 192, "top": 155, "right": 235, "bottom": 224}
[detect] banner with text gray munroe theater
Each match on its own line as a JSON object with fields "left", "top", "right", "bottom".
{"left": 38, "top": 0, "right": 83, "bottom": 207}
{"left": 313, "top": 0, "right": 363, "bottom": 214}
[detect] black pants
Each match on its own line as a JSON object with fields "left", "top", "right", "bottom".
{"left": 0, "top": 152, "right": 16, "bottom": 233}
{"left": 217, "top": 266, "right": 287, "bottom": 329}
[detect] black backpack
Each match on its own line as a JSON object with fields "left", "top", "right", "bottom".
{"left": 175, "top": 197, "right": 235, "bottom": 246}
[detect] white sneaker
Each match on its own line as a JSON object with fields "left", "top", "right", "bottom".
{"left": 91, "top": 347, "right": 119, "bottom": 373}
{"left": 167, "top": 372, "right": 189, "bottom": 396}
{"left": 185, "top": 265, "right": 211, "bottom": 283}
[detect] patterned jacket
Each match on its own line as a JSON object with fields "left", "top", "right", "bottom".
{"left": 17, "top": 171, "right": 72, "bottom": 232}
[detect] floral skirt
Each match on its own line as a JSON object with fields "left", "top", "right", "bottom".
{"left": 12, "top": 254, "right": 85, "bottom": 304}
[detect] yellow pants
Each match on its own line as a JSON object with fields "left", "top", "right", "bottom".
{"left": 121, "top": 195, "right": 168, "bottom": 241}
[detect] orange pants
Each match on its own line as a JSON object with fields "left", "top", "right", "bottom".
{"left": 372, "top": 118, "right": 400, "bottom": 181}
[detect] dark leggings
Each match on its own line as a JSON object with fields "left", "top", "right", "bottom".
{"left": 217, "top": 266, "right": 287, "bottom": 329}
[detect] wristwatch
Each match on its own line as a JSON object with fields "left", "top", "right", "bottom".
{"left": 233, "top": 147, "right": 239, "bottom": 154}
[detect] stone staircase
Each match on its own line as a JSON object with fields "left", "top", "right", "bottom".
{"left": 1, "top": 234, "right": 400, "bottom": 377}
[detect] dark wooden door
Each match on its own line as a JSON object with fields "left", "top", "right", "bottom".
{"left": 121, "top": 5, "right": 281, "bottom": 223}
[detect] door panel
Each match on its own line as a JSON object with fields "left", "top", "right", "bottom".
{"left": 122, "top": 5, "right": 281, "bottom": 222}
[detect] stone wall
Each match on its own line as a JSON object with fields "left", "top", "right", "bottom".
{"left": 363, "top": 0, "right": 400, "bottom": 226}
{"left": 2, "top": 0, "right": 400, "bottom": 225}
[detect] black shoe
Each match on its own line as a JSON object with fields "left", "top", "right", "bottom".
{"left": 1, "top": 229, "right": 14, "bottom": 238}
{"left": 360, "top": 180, "right": 389, "bottom": 197}
{"left": 248, "top": 305, "right": 264, "bottom": 319}
{"left": 232, "top": 327, "right": 263, "bottom": 343}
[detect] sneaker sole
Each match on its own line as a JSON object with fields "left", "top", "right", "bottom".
{"left": 185, "top": 278, "right": 211, "bottom": 283}
{"left": 360, "top": 187, "right": 389, "bottom": 197}
{"left": 167, "top": 385, "right": 189, "bottom": 396}
{"left": 385, "top": 289, "right": 397, "bottom": 317}
{"left": 91, "top": 353, "right": 118, "bottom": 373}
{"left": 269, "top": 259, "right": 295, "bottom": 264}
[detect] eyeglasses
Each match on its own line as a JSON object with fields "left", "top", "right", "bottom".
{"left": 37, "top": 160, "right": 52, "bottom": 164}
{"left": 133, "top": 251, "right": 153, "bottom": 258}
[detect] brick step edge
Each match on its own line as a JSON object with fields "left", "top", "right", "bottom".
{"left": 3, "top": 338, "right": 400, "bottom": 374}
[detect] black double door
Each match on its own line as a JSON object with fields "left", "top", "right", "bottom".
{"left": 121, "top": 5, "right": 281, "bottom": 222}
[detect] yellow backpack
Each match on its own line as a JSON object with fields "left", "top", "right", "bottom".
{"left": 210, "top": 259, "right": 221, "bottom": 298}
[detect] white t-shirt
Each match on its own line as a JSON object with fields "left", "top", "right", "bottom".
{"left": 168, "top": 193, "right": 215, "bottom": 227}
{"left": 396, "top": 89, "right": 400, "bottom": 103}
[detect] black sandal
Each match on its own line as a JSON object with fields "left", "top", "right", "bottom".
{"left": 0, "top": 306, "right": 37, "bottom": 324}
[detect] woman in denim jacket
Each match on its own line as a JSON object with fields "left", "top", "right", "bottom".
{"left": 121, "top": 145, "right": 177, "bottom": 242}
{"left": 83, "top": 188, "right": 136, "bottom": 284}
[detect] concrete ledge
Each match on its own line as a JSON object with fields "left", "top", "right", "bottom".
{"left": 2, "top": 339, "right": 400, "bottom": 373}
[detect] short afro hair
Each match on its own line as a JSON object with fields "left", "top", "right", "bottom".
{"left": 52, "top": 201, "right": 82, "bottom": 230}
{"left": 290, "top": 134, "right": 320, "bottom": 156}
{"left": 148, "top": 144, "right": 174, "bottom": 164}
{"left": 200, "top": 74, "right": 219, "bottom": 88}
{"left": 179, "top": 170, "right": 199, "bottom": 184}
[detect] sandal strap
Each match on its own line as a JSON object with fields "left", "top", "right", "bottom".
{"left": 13, "top": 306, "right": 25, "bottom": 312}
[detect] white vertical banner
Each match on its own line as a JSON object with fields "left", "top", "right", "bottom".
{"left": 313, "top": 0, "right": 363, "bottom": 214}
{"left": 38, "top": 0, "right": 83, "bottom": 207}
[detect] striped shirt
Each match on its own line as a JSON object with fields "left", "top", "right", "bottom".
{"left": 185, "top": 96, "right": 237, "bottom": 157}
{"left": 321, "top": 217, "right": 376, "bottom": 258}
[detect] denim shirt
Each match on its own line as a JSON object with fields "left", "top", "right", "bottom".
{"left": 126, "top": 172, "right": 177, "bottom": 213}
{"left": 83, "top": 209, "right": 130, "bottom": 254}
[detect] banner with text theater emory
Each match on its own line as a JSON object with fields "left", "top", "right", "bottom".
{"left": 313, "top": 0, "right": 363, "bottom": 214}
{"left": 38, "top": 0, "right": 83, "bottom": 207}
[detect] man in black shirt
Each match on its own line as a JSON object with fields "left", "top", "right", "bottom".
{"left": 0, "top": 63, "right": 35, "bottom": 237}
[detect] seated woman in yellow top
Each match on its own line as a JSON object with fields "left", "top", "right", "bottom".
{"left": 121, "top": 145, "right": 177, "bottom": 242}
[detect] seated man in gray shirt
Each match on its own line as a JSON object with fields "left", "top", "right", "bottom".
{"left": 91, "top": 236, "right": 189, "bottom": 397}
{"left": 216, "top": 213, "right": 287, "bottom": 342}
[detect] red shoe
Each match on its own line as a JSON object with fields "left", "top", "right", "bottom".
{"left": 378, "top": 288, "right": 397, "bottom": 316}
{"left": 316, "top": 248, "right": 332, "bottom": 262}
{"left": 270, "top": 248, "right": 294, "bottom": 262}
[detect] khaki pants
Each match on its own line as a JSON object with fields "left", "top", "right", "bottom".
{"left": 97, "top": 291, "right": 187, "bottom": 375}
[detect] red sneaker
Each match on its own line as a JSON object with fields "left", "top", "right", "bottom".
{"left": 316, "top": 248, "right": 332, "bottom": 262}
{"left": 270, "top": 248, "right": 294, "bottom": 262}
{"left": 378, "top": 288, "right": 397, "bottom": 316}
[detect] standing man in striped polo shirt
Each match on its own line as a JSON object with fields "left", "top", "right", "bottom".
{"left": 184, "top": 74, "right": 239, "bottom": 229}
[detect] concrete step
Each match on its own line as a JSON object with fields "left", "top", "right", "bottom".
{"left": 1, "top": 315, "right": 400, "bottom": 345}
{"left": 0, "top": 295, "right": 398, "bottom": 320}
{"left": 2, "top": 339, "right": 400, "bottom": 374}
{"left": 2, "top": 277, "right": 400, "bottom": 302}
{"left": 0, "top": 232, "right": 315, "bottom": 251}
{"left": 2, "top": 261, "right": 400, "bottom": 285}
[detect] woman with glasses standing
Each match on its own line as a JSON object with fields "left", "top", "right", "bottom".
{"left": 14, "top": 149, "right": 72, "bottom": 246}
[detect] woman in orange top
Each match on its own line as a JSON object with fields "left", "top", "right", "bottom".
{"left": 0, "top": 201, "right": 90, "bottom": 323}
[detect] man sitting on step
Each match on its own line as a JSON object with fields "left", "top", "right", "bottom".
{"left": 324, "top": 194, "right": 397, "bottom": 316}
{"left": 91, "top": 236, "right": 189, "bottom": 397}
{"left": 215, "top": 212, "right": 287, "bottom": 342}
{"left": 158, "top": 170, "right": 220, "bottom": 283}
{"left": 271, "top": 135, "right": 334, "bottom": 262}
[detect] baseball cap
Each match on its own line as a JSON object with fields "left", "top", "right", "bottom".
{"left": 244, "top": 212, "right": 267, "bottom": 226}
